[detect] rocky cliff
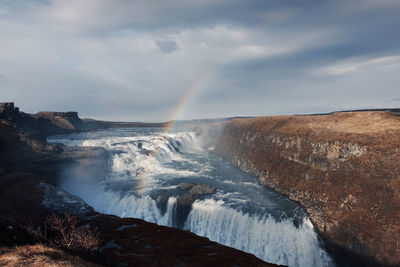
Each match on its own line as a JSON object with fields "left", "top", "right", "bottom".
{"left": 215, "top": 111, "right": 400, "bottom": 266}
{"left": 0, "top": 102, "right": 85, "bottom": 136}
{"left": 1, "top": 102, "right": 167, "bottom": 136}
{"left": 33, "top": 111, "right": 84, "bottom": 132}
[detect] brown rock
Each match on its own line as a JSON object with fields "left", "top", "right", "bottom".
{"left": 177, "top": 183, "right": 216, "bottom": 195}
{"left": 175, "top": 183, "right": 216, "bottom": 228}
{"left": 189, "top": 184, "right": 216, "bottom": 195}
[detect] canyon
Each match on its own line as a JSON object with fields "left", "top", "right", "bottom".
{"left": 0, "top": 103, "right": 275, "bottom": 266}
{"left": 214, "top": 111, "right": 400, "bottom": 266}
{"left": 2, "top": 101, "right": 399, "bottom": 266}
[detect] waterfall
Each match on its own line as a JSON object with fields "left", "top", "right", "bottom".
{"left": 185, "top": 199, "right": 332, "bottom": 267}
{"left": 49, "top": 128, "right": 335, "bottom": 267}
{"left": 64, "top": 181, "right": 333, "bottom": 267}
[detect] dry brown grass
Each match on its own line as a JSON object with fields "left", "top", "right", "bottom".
{"left": 231, "top": 111, "right": 400, "bottom": 144}
{"left": 0, "top": 244, "right": 100, "bottom": 267}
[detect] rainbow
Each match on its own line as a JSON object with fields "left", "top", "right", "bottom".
{"left": 164, "top": 69, "right": 212, "bottom": 131}
{"left": 135, "top": 70, "right": 212, "bottom": 193}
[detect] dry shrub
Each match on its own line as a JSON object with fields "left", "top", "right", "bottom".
{"left": 24, "top": 214, "right": 100, "bottom": 254}
{"left": 46, "top": 214, "right": 101, "bottom": 253}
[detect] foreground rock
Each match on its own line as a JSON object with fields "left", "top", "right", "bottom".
{"left": 1, "top": 172, "right": 277, "bottom": 266}
{"left": 215, "top": 111, "right": 400, "bottom": 266}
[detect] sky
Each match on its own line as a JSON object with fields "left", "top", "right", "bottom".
{"left": 1, "top": 0, "right": 400, "bottom": 122}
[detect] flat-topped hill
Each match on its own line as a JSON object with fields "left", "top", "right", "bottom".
{"left": 33, "top": 111, "right": 84, "bottom": 131}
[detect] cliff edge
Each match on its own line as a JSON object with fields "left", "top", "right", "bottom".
{"left": 215, "top": 111, "right": 400, "bottom": 266}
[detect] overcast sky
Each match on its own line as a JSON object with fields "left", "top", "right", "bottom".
{"left": 1, "top": 0, "right": 400, "bottom": 121}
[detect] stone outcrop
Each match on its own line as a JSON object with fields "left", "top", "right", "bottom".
{"left": 175, "top": 183, "right": 216, "bottom": 228}
{"left": 0, "top": 102, "right": 19, "bottom": 119}
{"left": 214, "top": 111, "right": 400, "bottom": 266}
{"left": 33, "top": 111, "right": 84, "bottom": 132}
{"left": 177, "top": 182, "right": 216, "bottom": 195}
{"left": 0, "top": 102, "right": 83, "bottom": 137}
{"left": 151, "top": 183, "right": 216, "bottom": 228}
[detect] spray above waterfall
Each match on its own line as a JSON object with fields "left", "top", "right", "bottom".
{"left": 135, "top": 69, "right": 213, "bottom": 193}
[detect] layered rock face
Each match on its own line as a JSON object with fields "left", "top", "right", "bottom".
{"left": 33, "top": 111, "right": 84, "bottom": 132}
{"left": 215, "top": 111, "right": 400, "bottom": 266}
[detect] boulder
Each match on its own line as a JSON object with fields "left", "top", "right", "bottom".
{"left": 175, "top": 183, "right": 216, "bottom": 228}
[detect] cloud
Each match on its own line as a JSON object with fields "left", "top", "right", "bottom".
{"left": 311, "top": 55, "right": 400, "bottom": 76}
{"left": 155, "top": 40, "right": 178, "bottom": 53}
{"left": 0, "top": 0, "right": 400, "bottom": 121}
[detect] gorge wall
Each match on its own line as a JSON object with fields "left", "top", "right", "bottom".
{"left": 214, "top": 111, "right": 400, "bottom": 266}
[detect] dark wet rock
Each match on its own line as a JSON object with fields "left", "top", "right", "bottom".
{"left": 177, "top": 183, "right": 216, "bottom": 195}
{"left": 40, "top": 182, "right": 93, "bottom": 216}
{"left": 151, "top": 190, "right": 171, "bottom": 216}
{"left": 153, "top": 184, "right": 216, "bottom": 226}
{"left": 140, "top": 149, "right": 157, "bottom": 157}
{"left": 116, "top": 224, "right": 138, "bottom": 231}
{"left": 189, "top": 184, "right": 215, "bottom": 195}
{"left": 177, "top": 183, "right": 193, "bottom": 191}
{"left": 176, "top": 194, "right": 196, "bottom": 228}
{"left": 175, "top": 183, "right": 216, "bottom": 228}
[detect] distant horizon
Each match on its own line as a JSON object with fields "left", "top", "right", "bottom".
{"left": 5, "top": 100, "right": 399, "bottom": 123}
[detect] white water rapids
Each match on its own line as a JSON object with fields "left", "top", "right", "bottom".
{"left": 48, "top": 128, "right": 334, "bottom": 267}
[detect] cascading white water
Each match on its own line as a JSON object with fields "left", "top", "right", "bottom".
{"left": 62, "top": 183, "right": 332, "bottom": 267}
{"left": 48, "top": 128, "right": 335, "bottom": 267}
{"left": 186, "top": 199, "right": 331, "bottom": 267}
